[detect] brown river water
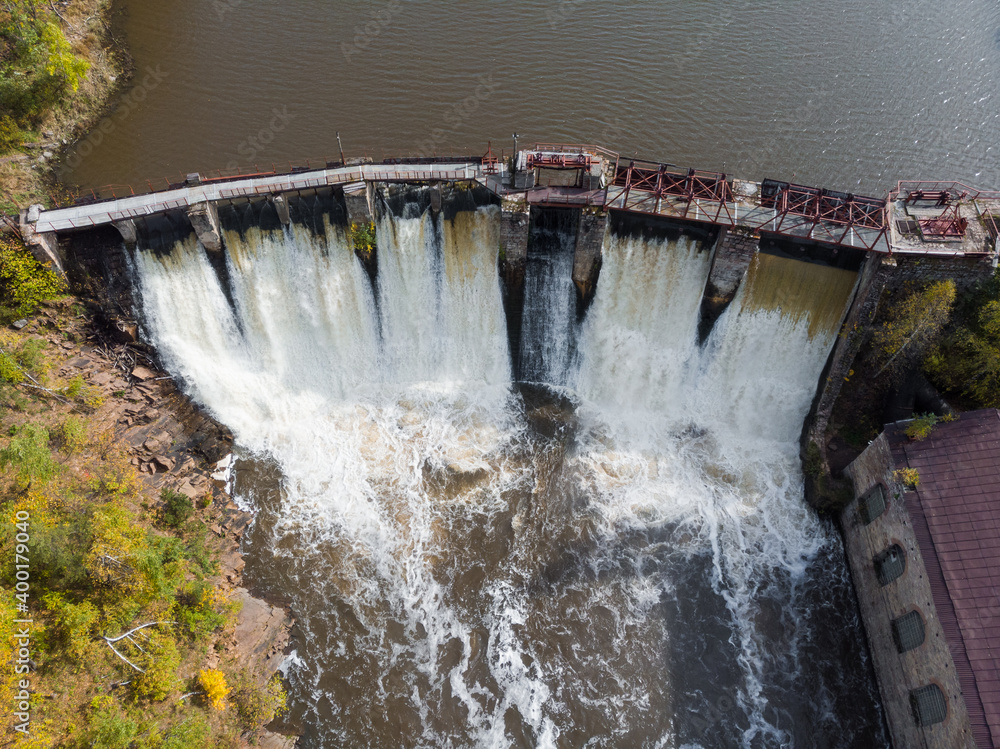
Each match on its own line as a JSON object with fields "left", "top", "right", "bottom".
{"left": 88, "top": 2, "right": 1000, "bottom": 747}
{"left": 61, "top": 0, "right": 999, "bottom": 194}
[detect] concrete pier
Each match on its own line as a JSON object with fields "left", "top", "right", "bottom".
{"left": 698, "top": 227, "right": 759, "bottom": 341}
{"left": 344, "top": 183, "right": 374, "bottom": 226}
{"left": 19, "top": 205, "right": 64, "bottom": 274}
{"left": 272, "top": 195, "right": 291, "bottom": 226}
{"left": 499, "top": 204, "right": 530, "bottom": 376}
{"left": 572, "top": 209, "right": 607, "bottom": 314}
{"left": 186, "top": 202, "right": 223, "bottom": 253}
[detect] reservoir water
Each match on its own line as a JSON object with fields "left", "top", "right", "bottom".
{"left": 63, "top": 0, "right": 999, "bottom": 193}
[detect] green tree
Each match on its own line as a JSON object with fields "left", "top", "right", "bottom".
{"left": 871, "top": 280, "right": 955, "bottom": 381}
{"left": 131, "top": 633, "right": 181, "bottom": 701}
{"left": 0, "top": 422, "right": 57, "bottom": 485}
{"left": 0, "top": 236, "right": 66, "bottom": 321}
{"left": 926, "top": 298, "right": 1000, "bottom": 407}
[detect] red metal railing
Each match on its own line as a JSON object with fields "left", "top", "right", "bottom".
{"left": 611, "top": 160, "right": 890, "bottom": 251}
{"left": 892, "top": 180, "right": 1000, "bottom": 202}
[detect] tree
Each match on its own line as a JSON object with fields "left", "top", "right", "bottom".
{"left": 926, "top": 298, "right": 1000, "bottom": 407}
{"left": 198, "top": 668, "right": 230, "bottom": 711}
{"left": 0, "top": 236, "right": 66, "bottom": 321}
{"left": 871, "top": 280, "right": 955, "bottom": 381}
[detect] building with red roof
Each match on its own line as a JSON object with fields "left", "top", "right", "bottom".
{"left": 844, "top": 409, "right": 1000, "bottom": 748}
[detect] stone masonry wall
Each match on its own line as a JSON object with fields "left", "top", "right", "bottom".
{"left": 844, "top": 435, "right": 975, "bottom": 749}
{"left": 572, "top": 209, "right": 607, "bottom": 309}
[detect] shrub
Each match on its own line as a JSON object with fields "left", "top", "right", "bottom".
{"left": 0, "top": 334, "right": 49, "bottom": 385}
{"left": 52, "top": 415, "right": 87, "bottom": 453}
{"left": 198, "top": 668, "right": 229, "bottom": 711}
{"left": 349, "top": 221, "right": 376, "bottom": 258}
{"left": 0, "top": 236, "right": 66, "bottom": 322}
{"left": 894, "top": 467, "right": 920, "bottom": 489}
{"left": 872, "top": 280, "right": 955, "bottom": 381}
{"left": 88, "top": 449, "right": 141, "bottom": 498}
{"left": 161, "top": 716, "right": 212, "bottom": 749}
{"left": 230, "top": 671, "right": 288, "bottom": 731}
{"left": 85, "top": 696, "right": 139, "bottom": 749}
{"left": 160, "top": 488, "right": 193, "bottom": 529}
{"left": 132, "top": 633, "right": 181, "bottom": 701}
{"left": 174, "top": 581, "right": 230, "bottom": 642}
{"left": 0, "top": 114, "right": 21, "bottom": 153}
{"left": 904, "top": 413, "right": 938, "bottom": 442}
{"left": 61, "top": 374, "right": 104, "bottom": 408}
{"left": 42, "top": 592, "right": 98, "bottom": 662}
{"left": 28, "top": 513, "right": 92, "bottom": 589}
{"left": 0, "top": 422, "right": 58, "bottom": 485}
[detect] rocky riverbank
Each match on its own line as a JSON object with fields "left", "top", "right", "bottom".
{"left": 6, "top": 299, "right": 298, "bottom": 747}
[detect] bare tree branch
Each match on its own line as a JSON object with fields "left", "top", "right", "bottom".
{"left": 102, "top": 621, "right": 175, "bottom": 644}
{"left": 100, "top": 621, "right": 175, "bottom": 671}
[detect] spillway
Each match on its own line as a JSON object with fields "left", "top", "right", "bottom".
{"left": 130, "top": 193, "right": 886, "bottom": 748}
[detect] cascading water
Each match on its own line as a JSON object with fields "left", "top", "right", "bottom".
{"left": 518, "top": 210, "right": 579, "bottom": 386}
{"left": 131, "top": 193, "right": 886, "bottom": 748}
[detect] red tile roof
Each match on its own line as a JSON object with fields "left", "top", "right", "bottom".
{"left": 888, "top": 409, "right": 1000, "bottom": 749}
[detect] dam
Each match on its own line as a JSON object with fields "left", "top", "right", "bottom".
{"left": 12, "top": 144, "right": 1000, "bottom": 747}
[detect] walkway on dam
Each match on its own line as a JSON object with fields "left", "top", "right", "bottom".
{"left": 33, "top": 162, "right": 483, "bottom": 234}
{"left": 27, "top": 145, "right": 1000, "bottom": 259}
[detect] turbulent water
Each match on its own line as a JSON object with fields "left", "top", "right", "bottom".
{"left": 132, "top": 196, "right": 886, "bottom": 748}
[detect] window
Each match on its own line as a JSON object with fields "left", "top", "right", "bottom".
{"left": 911, "top": 684, "right": 947, "bottom": 726}
{"left": 857, "top": 485, "right": 886, "bottom": 525}
{"left": 892, "top": 610, "right": 925, "bottom": 653}
{"left": 874, "top": 545, "right": 905, "bottom": 585}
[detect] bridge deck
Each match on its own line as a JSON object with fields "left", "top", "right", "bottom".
{"left": 35, "top": 163, "right": 482, "bottom": 233}
{"left": 28, "top": 148, "right": 999, "bottom": 258}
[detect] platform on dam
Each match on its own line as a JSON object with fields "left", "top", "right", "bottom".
{"left": 17, "top": 143, "right": 1000, "bottom": 261}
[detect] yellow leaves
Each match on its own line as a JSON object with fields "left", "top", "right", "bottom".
{"left": 0, "top": 236, "right": 66, "bottom": 320}
{"left": 198, "top": 669, "right": 229, "bottom": 711}
{"left": 86, "top": 444, "right": 141, "bottom": 499}
{"left": 84, "top": 501, "right": 146, "bottom": 592}
{"left": 893, "top": 467, "right": 920, "bottom": 489}
{"left": 872, "top": 279, "right": 956, "bottom": 381}
{"left": 39, "top": 21, "right": 89, "bottom": 92}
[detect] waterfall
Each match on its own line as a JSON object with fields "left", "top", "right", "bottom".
{"left": 571, "top": 235, "right": 867, "bottom": 745}
{"left": 130, "top": 197, "right": 885, "bottom": 749}
{"left": 518, "top": 211, "right": 579, "bottom": 385}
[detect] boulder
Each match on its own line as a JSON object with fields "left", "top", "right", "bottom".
{"left": 131, "top": 365, "right": 156, "bottom": 381}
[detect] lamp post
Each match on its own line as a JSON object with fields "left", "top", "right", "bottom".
{"left": 337, "top": 131, "right": 345, "bottom": 165}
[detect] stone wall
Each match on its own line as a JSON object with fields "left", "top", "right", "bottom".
{"left": 806, "top": 253, "right": 895, "bottom": 447}
{"left": 844, "top": 435, "right": 975, "bottom": 749}
{"left": 59, "top": 226, "right": 138, "bottom": 341}
{"left": 889, "top": 253, "right": 996, "bottom": 294}
{"left": 499, "top": 204, "right": 530, "bottom": 377}
{"left": 805, "top": 249, "right": 997, "bottom": 462}
{"left": 699, "top": 227, "right": 758, "bottom": 340}
{"left": 572, "top": 209, "right": 607, "bottom": 312}
{"left": 344, "top": 184, "right": 373, "bottom": 225}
